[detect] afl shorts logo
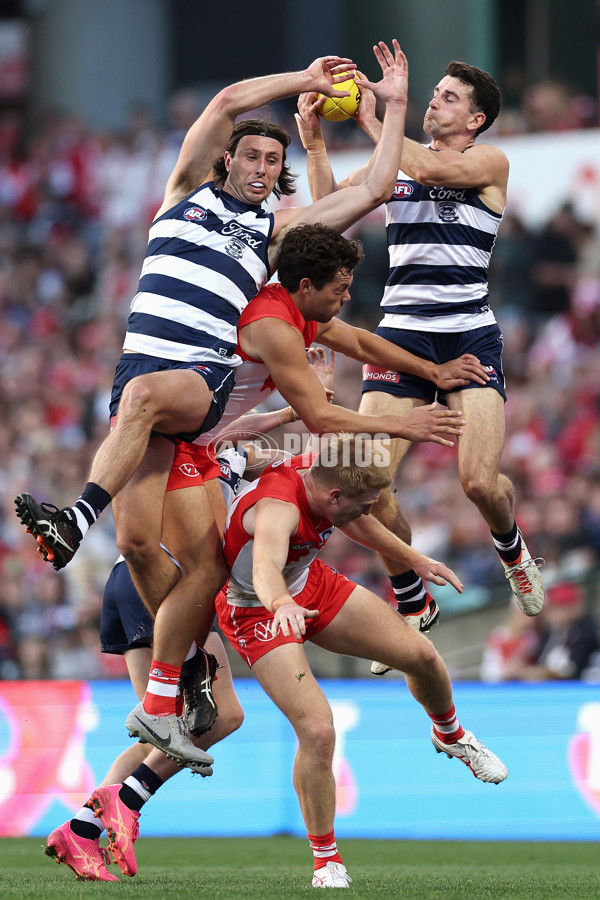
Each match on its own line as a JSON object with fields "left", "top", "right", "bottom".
{"left": 225, "top": 237, "right": 246, "bottom": 259}
{"left": 192, "top": 365, "right": 213, "bottom": 374}
{"left": 438, "top": 202, "right": 459, "bottom": 222}
{"left": 362, "top": 364, "right": 401, "bottom": 384}
{"left": 255, "top": 621, "right": 276, "bottom": 642}
{"left": 219, "top": 462, "right": 232, "bottom": 479}
{"left": 178, "top": 463, "right": 200, "bottom": 478}
{"left": 184, "top": 206, "right": 207, "bottom": 222}
{"left": 393, "top": 181, "right": 413, "bottom": 199}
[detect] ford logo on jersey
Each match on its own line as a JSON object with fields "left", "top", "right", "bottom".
{"left": 184, "top": 206, "right": 208, "bottom": 222}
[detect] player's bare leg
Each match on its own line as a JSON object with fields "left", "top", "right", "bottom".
{"left": 359, "top": 392, "right": 440, "bottom": 672}
{"left": 312, "top": 585, "right": 507, "bottom": 784}
{"left": 449, "top": 388, "right": 544, "bottom": 615}
{"left": 112, "top": 436, "right": 177, "bottom": 615}
{"left": 253, "top": 643, "right": 337, "bottom": 835}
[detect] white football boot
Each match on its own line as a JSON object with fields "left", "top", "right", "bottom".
{"left": 312, "top": 861, "right": 353, "bottom": 888}
{"left": 431, "top": 728, "right": 508, "bottom": 784}
{"left": 501, "top": 536, "right": 544, "bottom": 616}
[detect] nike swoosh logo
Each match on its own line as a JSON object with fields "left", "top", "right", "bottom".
{"left": 134, "top": 716, "right": 171, "bottom": 748}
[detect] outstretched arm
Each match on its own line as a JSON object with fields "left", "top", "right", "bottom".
{"left": 216, "top": 345, "right": 336, "bottom": 445}
{"left": 240, "top": 316, "right": 466, "bottom": 445}
{"left": 271, "top": 40, "right": 408, "bottom": 250}
{"left": 158, "top": 55, "right": 357, "bottom": 215}
{"left": 295, "top": 92, "right": 340, "bottom": 200}
{"left": 295, "top": 66, "right": 383, "bottom": 201}
{"left": 316, "top": 317, "right": 490, "bottom": 389}
{"left": 341, "top": 514, "right": 463, "bottom": 593}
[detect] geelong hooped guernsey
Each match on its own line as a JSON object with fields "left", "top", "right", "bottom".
{"left": 381, "top": 163, "right": 503, "bottom": 332}
{"left": 122, "top": 182, "right": 274, "bottom": 365}
{"left": 223, "top": 455, "right": 334, "bottom": 606}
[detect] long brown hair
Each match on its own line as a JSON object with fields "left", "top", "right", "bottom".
{"left": 212, "top": 119, "right": 296, "bottom": 200}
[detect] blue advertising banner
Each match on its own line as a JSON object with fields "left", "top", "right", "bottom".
{"left": 1, "top": 679, "right": 599, "bottom": 840}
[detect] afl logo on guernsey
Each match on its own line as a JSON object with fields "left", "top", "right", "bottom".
{"left": 393, "top": 181, "right": 413, "bottom": 199}
{"left": 219, "top": 462, "right": 232, "bottom": 480}
{"left": 184, "top": 206, "right": 208, "bottom": 222}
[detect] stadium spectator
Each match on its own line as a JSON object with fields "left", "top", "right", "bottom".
{"left": 480, "top": 602, "right": 544, "bottom": 682}
{"left": 511, "top": 582, "right": 599, "bottom": 680}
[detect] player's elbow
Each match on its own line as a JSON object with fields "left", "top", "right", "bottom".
{"left": 210, "top": 84, "right": 241, "bottom": 117}
{"left": 411, "top": 162, "right": 440, "bottom": 186}
{"left": 301, "top": 408, "right": 339, "bottom": 436}
{"left": 364, "top": 179, "right": 396, "bottom": 209}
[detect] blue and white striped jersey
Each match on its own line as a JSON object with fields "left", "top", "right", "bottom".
{"left": 380, "top": 168, "right": 503, "bottom": 332}
{"left": 123, "top": 182, "right": 274, "bottom": 365}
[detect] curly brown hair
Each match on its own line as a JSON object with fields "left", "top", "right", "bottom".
{"left": 212, "top": 119, "right": 296, "bottom": 200}
{"left": 277, "top": 223, "right": 364, "bottom": 292}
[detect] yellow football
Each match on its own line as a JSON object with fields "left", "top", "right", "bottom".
{"left": 317, "top": 74, "right": 360, "bottom": 122}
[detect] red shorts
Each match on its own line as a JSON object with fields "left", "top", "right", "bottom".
{"left": 166, "top": 442, "right": 221, "bottom": 492}
{"left": 215, "top": 558, "right": 356, "bottom": 667}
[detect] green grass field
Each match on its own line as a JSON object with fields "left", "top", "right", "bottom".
{"left": 0, "top": 836, "right": 599, "bottom": 899}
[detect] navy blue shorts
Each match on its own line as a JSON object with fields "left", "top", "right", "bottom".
{"left": 361, "top": 324, "right": 506, "bottom": 404}
{"left": 109, "top": 353, "right": 236, "bottom": 442}
{"left": 100, "top": 558, "right": 218, "bottom": 654}
{"left": 100, "top": 560, "right": 154, "bottom": 654}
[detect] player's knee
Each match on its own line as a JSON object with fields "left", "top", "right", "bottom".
{"left": 186, "top": 554, "right": 228, "bottom": 597}
{"left": 405, "top": 638, "right": 442, "bottom": 679}
{"left": 298, "top": 717, "right": 336, "bottom": 762}
{"left": 220, "top": 701, "right": 244, "bottom": 737}
{"left": 119, "top": 374, "right": 160, "bottom": 421}
{"left": 116, "top": 528, "right": 161, "bottom": 566}
{"left": 462, "top": 474, "right": 493, "bottom": 506}
{"left": 178, "top": 542, "right": 228, "bottom": 590}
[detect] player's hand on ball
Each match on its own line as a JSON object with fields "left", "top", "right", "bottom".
{"left": 306, "top": 55, "right": 357, "bottom": 98}
{"left": 316, "top": 73, "right": 361, "bottom": 122}
{"left": 296, "top": 91, "right": 325, "bottom": 131}
{"left": 354, "top": 70, "right": 378, "bottom": 127}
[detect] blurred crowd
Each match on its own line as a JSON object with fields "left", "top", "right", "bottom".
{"left": 481, "top": 581, "right": 600, "bottom": 683}
{"left": 0, "top": 85, "right": 599, "bottom": 681}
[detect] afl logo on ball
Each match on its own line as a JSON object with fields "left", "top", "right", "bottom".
{"left": 184, "top": 206, "right": 208, "bottom": 222}
{"left": 393, "top": 181, "right": 413, "bottom": 199}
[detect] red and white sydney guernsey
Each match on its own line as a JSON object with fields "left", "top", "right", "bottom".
{"left": 222, "top": 455, "right": 335, "bottom": 607}
{"left": 196, "top": 282, "right": 318, "bottom": 448}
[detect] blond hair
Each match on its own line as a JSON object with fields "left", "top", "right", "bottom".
{"left": 309, "top": 434, "right": 392, "bottom": 496}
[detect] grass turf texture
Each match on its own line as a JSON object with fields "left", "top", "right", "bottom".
{"left": 0, "top": 837, "right": 599, "bottom": 898}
